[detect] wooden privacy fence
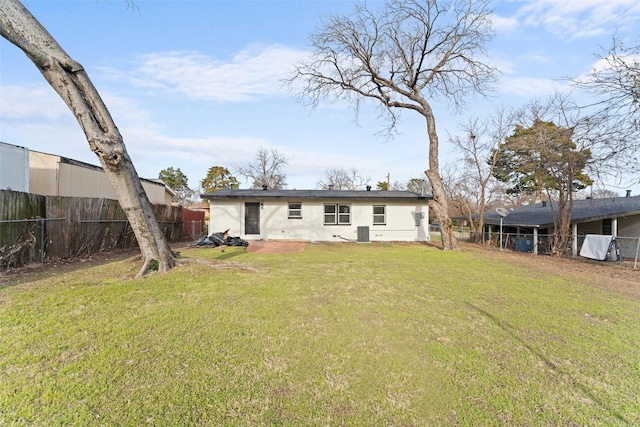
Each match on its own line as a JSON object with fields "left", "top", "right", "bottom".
{"left": 1, "top": 190, "right": 197, "bottom": 270}
{"left": 182, "top": 208, "right": 206, "bottom": 238}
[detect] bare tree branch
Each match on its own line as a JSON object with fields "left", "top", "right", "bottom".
{"left": 317, "top": 168, "right": 370, "bottom": 190}
{"left": 236, "top": 148, "right": 288, "bottom": 190}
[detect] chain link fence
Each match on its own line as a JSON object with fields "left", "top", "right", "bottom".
{"left": 485, "top": 231, "right": 640, "bottom": 267}
{"left": 1, "top": 218, "right": 205, "bottom": 271}
{"left": 1, "top": 218, "right": 55, "bottom": 269}
{"left": 1, "top": 190, "right": 207, "bottom": 271}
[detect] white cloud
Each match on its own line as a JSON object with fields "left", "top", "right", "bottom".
{"left": 101, "top": 44, "right": 309, "bottom": 103}
{"left": 0, "top": 85, "right": 69, "bottom": 120}
{"left": 491, "top": 14, "right": 519, "bottom": 33}
{"left": 498, "top": 76, "right": 568, "bottom": 98}
{"left": 508, "top": 0, "right": 640, "bottom": 40}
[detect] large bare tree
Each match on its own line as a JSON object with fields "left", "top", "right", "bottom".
{"left": 448, "top": 108, "right": 514, "bottom": 242}
{"left": 317, "top": 168, "right": 370, "bottom": 190}
{"left": 0, "top": 0, "right": 175, "bottom": 276}
{"left": 288, "top": 0, "right": 499, "bottom": 250}
{"left": 572, "top": 37, "right": 640, "bottom": 184}
{"left": 236, "top": 147, "right": 288, "bottom": 190}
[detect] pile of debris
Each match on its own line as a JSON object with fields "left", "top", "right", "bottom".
{"left": 190, "top": 229, "right": 249, "bottom": 248}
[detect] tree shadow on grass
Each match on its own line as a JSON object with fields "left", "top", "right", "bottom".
{"left": 465, "top": 302, "right": 630, "bottom": 425}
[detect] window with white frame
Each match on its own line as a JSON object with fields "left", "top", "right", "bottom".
{"left": 324, "top": 203, "right": 351, "bottom": 225}
{"left": 373, "top": 205, "right": 386, "bottom": 225}
{"left": 288, "top": 202, "right": 302, "bottom": 219}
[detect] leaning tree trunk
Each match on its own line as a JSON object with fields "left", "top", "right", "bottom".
{"left": 422, "top": 103, "right": 459, "bottom": 251}
{"left": 0, "top": 0, "right": 175, "bottom": 276}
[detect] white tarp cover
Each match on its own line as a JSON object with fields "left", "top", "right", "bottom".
{"left": 579, "top": 234, "right": 614, "bottom": 261}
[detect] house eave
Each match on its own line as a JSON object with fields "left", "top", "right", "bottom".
{"left": 202, "top": 189, "right": 432, "bottom": 201}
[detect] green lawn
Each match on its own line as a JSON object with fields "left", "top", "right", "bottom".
{"left": 1, "top": 243, "right": 638, "bottom": 426}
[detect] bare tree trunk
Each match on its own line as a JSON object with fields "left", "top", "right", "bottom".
{"left": 0, "top": 0, "right": 175, "bottom": 275}
{"left": 551, "top": 186, "right": 574, "bottom": 257}
{"left": 423, "top": 105, "right": 459, "bottom": 251}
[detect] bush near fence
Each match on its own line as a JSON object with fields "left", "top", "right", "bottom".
{"left": 1, "top": 190, "right": 205, "bottom": 270}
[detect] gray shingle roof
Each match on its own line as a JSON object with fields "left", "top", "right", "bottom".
{"left": 201, "top": 189, "right": 431, "bottom": 201}
{"left": 481, "top": 196, "right": 640, "bottom": 228}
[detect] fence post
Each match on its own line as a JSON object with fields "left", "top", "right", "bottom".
{"left": 40, "top": 218, "right": 45, "bottom": 264}
{"left": 634, "top": 237, "right": 640, "bottom": 270}
{"left": 191, "top": 220, "right": 195, "bottom": 240}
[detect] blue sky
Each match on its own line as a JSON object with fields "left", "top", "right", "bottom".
{"left": 2, "top": 0, "right": 640, "bottom": 194}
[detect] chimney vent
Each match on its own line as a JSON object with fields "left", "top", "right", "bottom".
{"left": 262, "top": 185, "right": 268, "bottom": 190}
{"left": 328, "top": 184, "right": 334, "bottom": 190}
{"left": 542, "top": 201, "right": 547, "bottom": 207}
{"left": 366, "top": 185, "right": 371, "bottom": 191}
{"left": 626, "top": 190, "right": 631, "bottom": 197}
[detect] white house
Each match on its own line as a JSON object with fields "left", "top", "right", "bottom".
{"left": 202, "top": 188, "right": 431, "bottom": 242}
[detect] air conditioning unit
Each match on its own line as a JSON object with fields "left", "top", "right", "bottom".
{"left": 357, "top": 226, "right": 370, "bottom": 243}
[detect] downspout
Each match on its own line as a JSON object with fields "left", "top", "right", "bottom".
{"left": 533, "top": 228, "right": 538, "bottom": 255}
{"left": 572, "top": 223, "right": 578, "bottom": 258}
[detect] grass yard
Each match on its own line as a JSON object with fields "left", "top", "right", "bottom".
{"left": 1, "top": 243, "right": 639, "bottom": 426}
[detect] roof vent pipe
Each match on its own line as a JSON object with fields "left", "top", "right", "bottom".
{"left": 366, "top": 185, "right": 371, "bottom": 191}
{"left": 542, "top": 201, "right": 547, "bottom": 207}
{"left": 328, "top": 184, "right": 333, "bottom": 190}
{"left": 626, "top": 190, "right": 631, "bottom": 197}
{"left": 262, "top": 185, "right": 268, "bottom": 190}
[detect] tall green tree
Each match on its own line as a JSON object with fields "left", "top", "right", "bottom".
{"left": 376, "top": 181, "right": 389, "bottom": 191}
{"left": 158, "top": 167, "right": 193, "bottom": 205}
{"left": 493, "top": 119, "right": 592, "bottom": 255}
{"left": 201, "top": 166, "right": 239, "bottom": 193}
{"left": 406, "top": 178, "right": 430, "bottom": 194}
{"left": 287, "top": 0, "right": 499, "bottom": 250}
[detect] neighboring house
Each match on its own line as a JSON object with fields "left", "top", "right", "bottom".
{"left": 28, "top": 149, "right": 174, "bottom": 205}
{"left": 481, "top": 194, "right": 640, "bottom": 256}
{"left": 202, "top": 188, "right": 431, "bottom": 242}
{"left": 0, "top": 141, "right": 29, "bottom": 192}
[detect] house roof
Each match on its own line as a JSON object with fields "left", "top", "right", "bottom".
{"left": 480, "top": 195, "right": 640, "bottom": 229}
{"left": 202, "top": 189, "right": 431, "bottom": 201}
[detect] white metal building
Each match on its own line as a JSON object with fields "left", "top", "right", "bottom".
{"left": 0, "top": 141, "right": 29, "bottom": 192}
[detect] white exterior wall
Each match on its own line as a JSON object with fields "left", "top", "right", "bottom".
{"left": 0, "top": 142, "right": 29, "bottom": 192}
{"left": 618, "top": 215, "right": 640, "bottom": 237}
{"left": 209, "top": 199, "right": 429, "bottom": 242}
{"left": 578, "top": 215, "right": 640, "bottom": 237}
